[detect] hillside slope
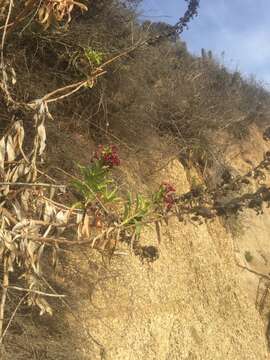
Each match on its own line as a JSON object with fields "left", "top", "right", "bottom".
{"left": 3, "top": 126, "right": 270, "bottom": 360}
{"left": 1, "top": 2, "right": 270, "bottom": 359}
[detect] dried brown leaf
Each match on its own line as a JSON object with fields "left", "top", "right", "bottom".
{"left": 21, "top": 190, "right": 30, "bottom": 211}
{"left": 37, "top": 123, "right": 46, "bottom": 155}
{"left": 6, "top": 135, "right": 16, "bottom": 161}
{"left": 10, "top": 163, "right": 28, "bottom": 182}
{"left": 35, "top": 296, "right": 53, "bottom": 316}
{"left": 0, "top": 230, "right": 16, "bottom": 253}
{"left": 155, "top": 221, "right": 162, "bottom": 243}
{"left": 81, "top": 214, "right": 90, "bottom": 238}
{"left": 43, "top": 201, "right": 56, "bottom": 222}
{"left": 14, "top": 121, "right": 25, "bottom": 152}
{"left": 26, "top": 240, "right": 39, "bottom": 273}
{"left": 7, "top": 253, "right": 15, "bottom": 272}
{"left": 36, "top": 243, "right": 45, "bottom": 274}
{"left": 0, "top": 137, "right": 5, "bottom": 170}
{"left": 11, "top": 67, "right": 16, "bottom": 85}
{"left": 55, "top": 210, "right": 67, "bottom": 235}
{"left": 12, "top": 200, "right": 23, "bottom": 221}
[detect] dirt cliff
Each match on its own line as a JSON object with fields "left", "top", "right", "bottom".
{"left": 4, "top": 125, "right": 270, "bottom": 360}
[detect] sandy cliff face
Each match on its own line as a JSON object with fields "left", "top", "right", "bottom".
{"left": 60, "top": 154, "right": 269, "bottom": 360}
{"left": 5, "top": 127, "right": 270, "bottom": 360}
{"left": 224, "top": 125, "right": 270, "bottom": 345}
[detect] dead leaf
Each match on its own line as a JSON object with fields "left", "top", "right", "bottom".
{"left": 35, "top": 297, "right": 53, "bottom": 316}
{"left": 52, "top": 246, "right": 59, "bottom": 269}
{"left": 0, "top": 230, "right": 16, "bottom": 253}
{"left": 21, "top": 190, "right": 30, "bottom": 211}
{"left": 36, "top": 243, "right": 45, "bottom": 274}
{"left": 7, "top": 253, "right": 15, "bottom": 272}
{"left": 55, "top": 210, "right": 67, "bottom": 235}
{"left": 76, "top": 212, "right": 83, "bottom": 224}
{"left": 37, "top": 122, "right": 46, "bottom": 155}
{"left": 43, "top": 201, "right": 56, "bottom": 222}
{"left": 6, "top": 135, "right": 16, "bottom": 161}
{"left": 81, "top": 214, "right": 90, "bottom": 238}
{"left": 10, "top": 163, "right": 27, "bottom": 182}
{"left": 14, "top": 121, "right": 25, "bottom": 153}
{"left": 26, "top": 240, "right": 39, "bottom": 273}
{"left": 155, "top": 221, "right": 162, "bottom": 243}
{"left": 0, "top": 137, "right": 5, "bottom": 170}
{"left": 12, "top": 200, "right": 23, "bottom": 221}
{"left": 11, "top": 67, "right": 16, "bottom": 85}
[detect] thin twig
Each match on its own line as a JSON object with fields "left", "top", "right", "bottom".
{"left": 53, "top": 166, "right": 78, "bottom": 180}
{"left": 46, "top": 81, "right": 87, "bottom": 103}
{"left": 0, "top": 0, "right": 37, "bottom": 33}
{"left": 9, "top": 219, "right": 77, "bottom": 228}
{"left": 37, "top": 168, "right": 58, "bottom": 184}
{"left": 236, "top": 263, "right": 270, "bottom": 281}
{"left": 0, "top": 181, "right": 65, "bottom": 188}
{"left": 41, "top": 195, "right": 82, "bottom": 212}
{"left": 28, "top": 79, "right": 86, "bottom": 108}
{"left": 28, "top": 235, "right": 103, "bottom": 246}
{"left": 255, "top": 277, "right": 263, "bottom": 310}
{"left": 6, "top": 285, "right": 66, "bottom": 298}
{"left": 0, "top": 0, "right": 13, "bottom": 68}
{"left": 19, "top": 0, "right": 42, "bottom": 35}
{"left": 29, "top": 71, "right": 104, "bottom": 107}
{"left": 95, "top": 41, "right": 144, "bottom": 71}
{"left": 27, "top": 42, "right": 143, "bottom": 107}
{"left": 0, "top": 294, "right": 27, "bottom": 343}
{"left": 0, "top": 0, "right": 13, "bottom": 104}
{"left": 0, "top": 258, "right": 9, "bottom": 345}
{"left": 259, "top": 284, "right": 270, "bottom": 314}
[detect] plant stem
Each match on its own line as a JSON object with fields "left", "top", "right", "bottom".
{"left": 0, "top": 181, "right": 65, "bottom": 188}
{"left": 0, "top": 257, "right": 9, "bottom": 348}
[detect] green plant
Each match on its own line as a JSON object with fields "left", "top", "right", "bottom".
{"left": 71, "top": 145, "right": 120, "bottom": 208}
{"left": 122, "top": 192, "right": 151, "bottom": 238}
{"left": 84, "top": 48, "right": 103, "bottom": 66}
{"left": 72, "top": 162, "right": 118, "bottom": 208}
{"left": 152, "top": 182, "right": 176, "bottom": 212}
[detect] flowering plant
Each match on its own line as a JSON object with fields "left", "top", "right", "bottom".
{"left": 72, "top": 144, "right": 120, "bottom": 208}
{"left": 153, "top": 182, "right": 176, "bottom": 211}
{"left": 93, "top": 144, "right": 120, "bottom": 168}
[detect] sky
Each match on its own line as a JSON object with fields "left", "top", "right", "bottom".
{"left": 141, "top": 0, "right": 270, "bottom": 87}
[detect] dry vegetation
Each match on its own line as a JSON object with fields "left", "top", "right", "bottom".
{"left": 0, "top": 0, "right": 270, "bottom": 358}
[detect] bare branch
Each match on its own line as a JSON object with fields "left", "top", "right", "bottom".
{"left": 0, "top": 258, "right": 9, "bottom": 346}
{"left": 236, "top": 263, "right": 270, "bottom": 281}
{"left": 6, "top": 285, "right": 66, "bottom": 298}
{"left": 0, "top": 181, "right": 66, "bottom": 189}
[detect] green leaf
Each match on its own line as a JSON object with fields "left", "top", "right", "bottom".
{"left": 135, "top": 220, "right": 142, "bottom": 236}
{"left": 71, "top": 161, "right": 118, "bottom": 207}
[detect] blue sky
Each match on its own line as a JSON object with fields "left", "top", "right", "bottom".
{"left": 141, "top": 0, "right": 270, "bottom": 87}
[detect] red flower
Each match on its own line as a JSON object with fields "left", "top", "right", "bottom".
{"left": 93, "top": 144, "right": 120, "bottom": 167}
{"left": 160, "top": 182, "right": 176, "bottom": 211}
{"left": 161, "top": 182, "right": 176, "bottom": 193}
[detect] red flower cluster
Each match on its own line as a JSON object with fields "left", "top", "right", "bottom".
{"left": 93, "top": 144, "right": 120, "bottom": 167}
{"left": 161, "top": 182, "right": 176, "bottom": 211}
